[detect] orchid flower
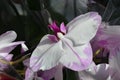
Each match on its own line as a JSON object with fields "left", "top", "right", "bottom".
{"left": 0, "top": 31, "right": 27, "bottom": 61}
{"left": 90, "top": 23, "right": 120, "bottom": 80}
{"left": 30, "top": 12, "right": 101, "bottom": 72}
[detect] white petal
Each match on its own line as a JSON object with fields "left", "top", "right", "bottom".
{"left": 65, "top": 12, "right": 101, "bottom": 45}
{"left": 79, "top": 64, "right": 110, "bottom": 80}
{"left": 21, "top": 43, "right": 28, "bottom": 53}
{"left": 0, "top": 31, "right": 17, "bottom": 44}
{"left": 60, "top": 38, "right": 92, "bottom": 71}
{"left": 0, "top": 41, "right": 25, "bottom": 54}
{"left": 30, "top": 34, "right": 63, "bottom": 71}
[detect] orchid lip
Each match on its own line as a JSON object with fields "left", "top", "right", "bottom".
{"left": 57, "top": 32, "right": 64, "bottom": 39}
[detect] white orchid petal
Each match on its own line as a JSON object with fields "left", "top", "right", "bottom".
{"left": 79, "top": 64, "right": 110, "bottom": 80}
{"left": 65, "top": 12, "right": 101, "bottom": 45}
{"left": 0, "top": 31, "right": 17, "bottom": 44}
{"left": 0, "top": 41, "right": 25, "bottom": 54}
{"left": 21, "top": 43, "right": 28, "bottom": 53}
{"left": 60, "top": 38, "right": 92, "bottom": 71}
{"left": 30, "top": 34, "right": 63, "bottom": 71}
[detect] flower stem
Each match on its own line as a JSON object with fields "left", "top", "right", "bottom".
{"left": 10, "top": 53, "right": 30, "bottom": 65}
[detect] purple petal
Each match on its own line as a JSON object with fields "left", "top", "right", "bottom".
{"left": 48, "top": 21, "right": 60, "bottom": 33}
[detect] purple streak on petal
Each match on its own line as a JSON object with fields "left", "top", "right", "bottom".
{"left": 64, "top": 41, "right": 82, "bottom": 63}
{"left": 48, "top": 35, "right": 58, "bottom": 42}
{"left": 60, "top": 22, "right": 66, "bottom": 34}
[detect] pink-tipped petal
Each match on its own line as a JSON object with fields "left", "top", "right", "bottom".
{"left": 30, "top": 34, "right": 63, "bottom": 71}
{"left": 60, "top": 38, "right": 92, "bottom": 71}
{"left": 65, "top": 12, "right": 101, "bottom": 45}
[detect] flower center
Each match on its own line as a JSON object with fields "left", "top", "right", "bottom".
{"left": 57, "top": 32, "right": 64, "bottom": 39}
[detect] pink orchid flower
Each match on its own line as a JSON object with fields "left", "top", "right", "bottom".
{"left": 30, "top": 12, "right": 101, "bottom": 72}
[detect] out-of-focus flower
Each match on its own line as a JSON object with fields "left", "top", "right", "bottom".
{"left": 79, "top": 63, "right": 111, "bottom": 80}
{"left": 30, "top": 12, "right": 101, "bottom": 72}
{"left": 0, "top": 30, "right": 28, "bottom": 80}
{"left": 90, "top": 23, "right": 120, "bottom": 80}
{"left": 0, "top": 31, "right": 27, "bottom": 61}
{"left": 92, "top": 23, "right": 120, "bottom": 57}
